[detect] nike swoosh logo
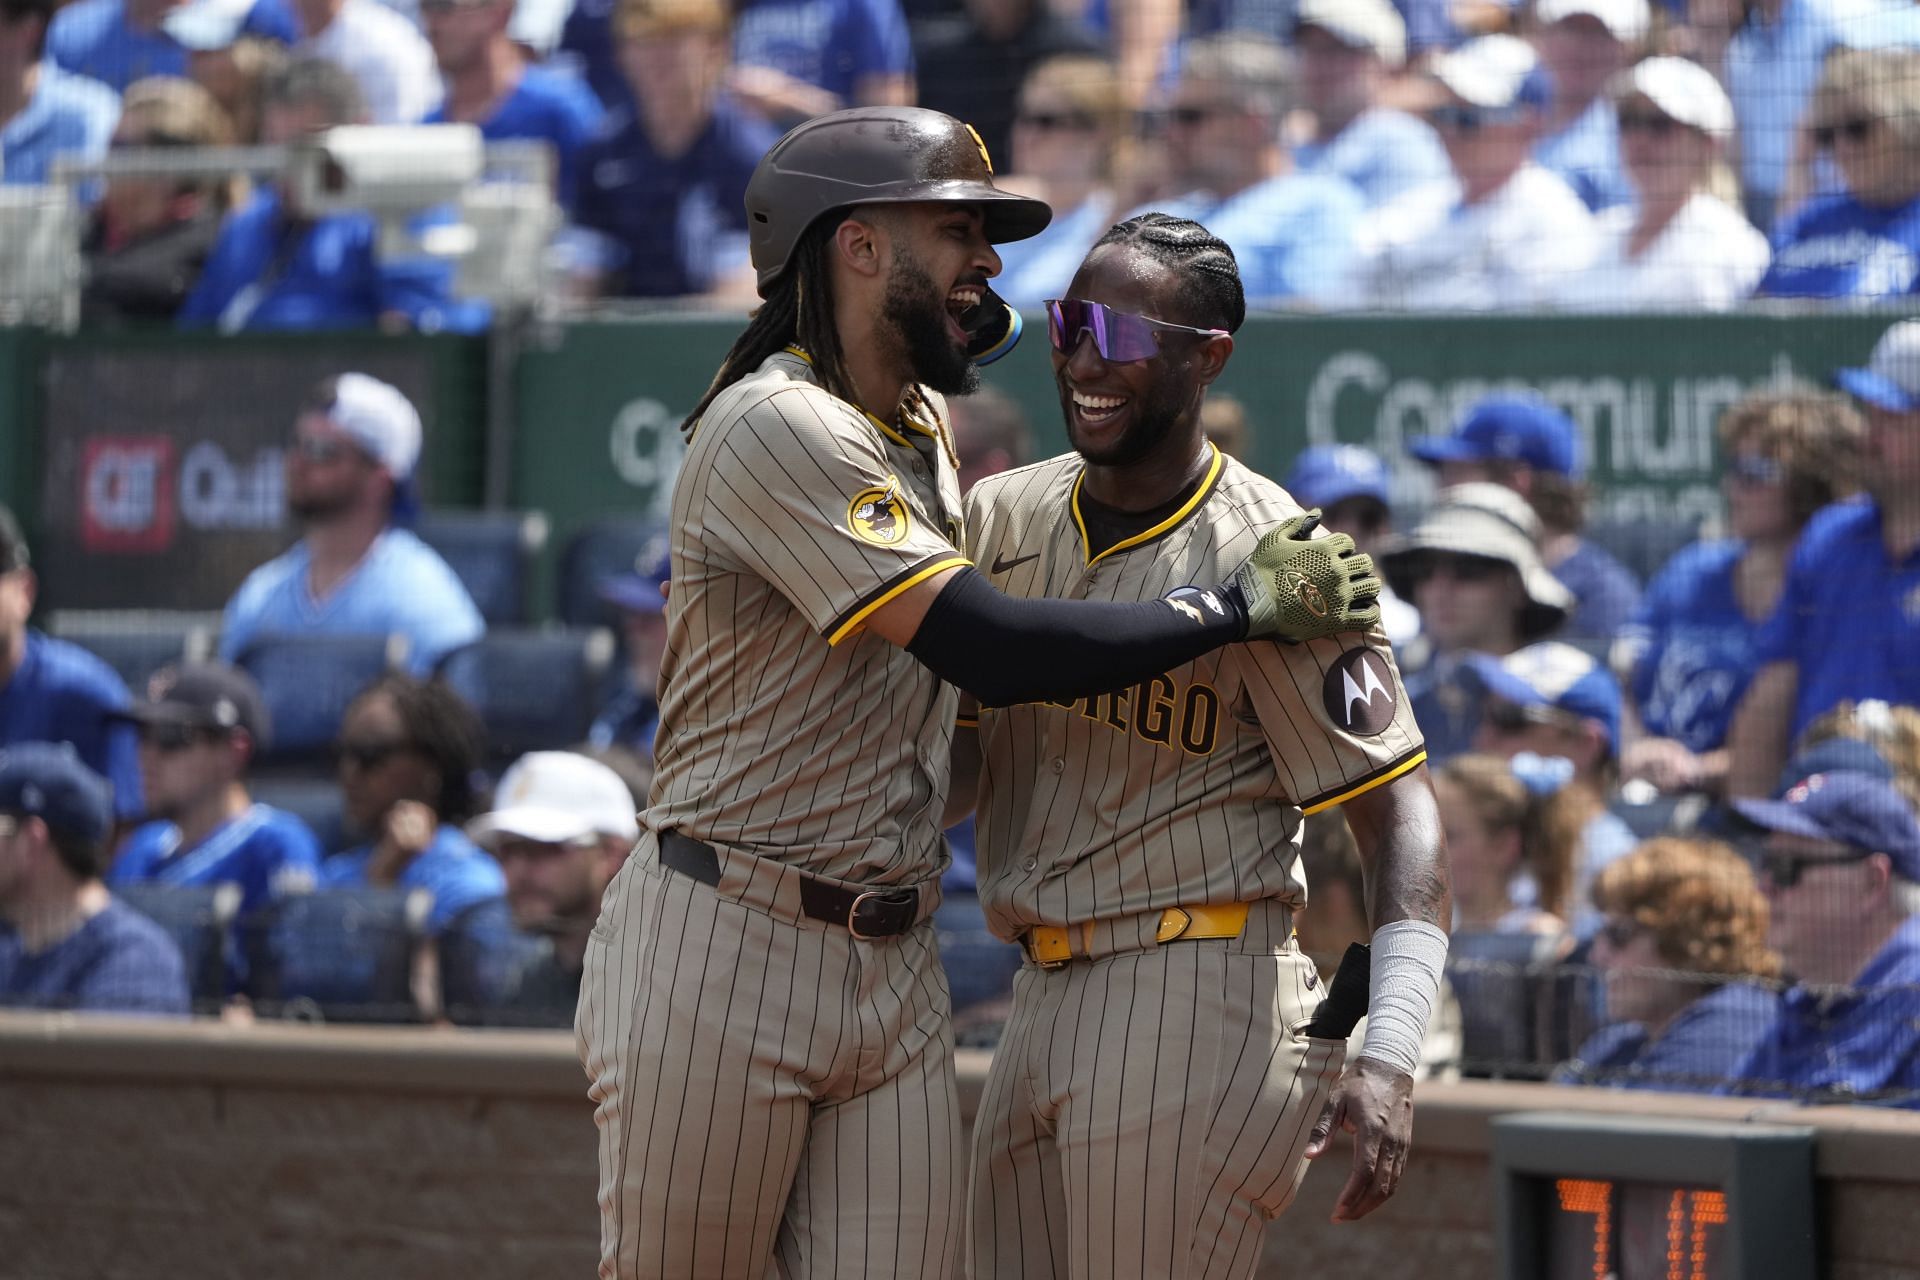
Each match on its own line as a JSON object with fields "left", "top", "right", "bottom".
{"left": 991, "top": 551, "right": 1040, "bottom": 574}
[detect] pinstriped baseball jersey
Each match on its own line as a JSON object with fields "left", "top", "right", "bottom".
{"left": 647, "top": 348, "right": 969, "bottom": 884}
{"left": 960, "top": 445, "right": 1426, "bottom": 940}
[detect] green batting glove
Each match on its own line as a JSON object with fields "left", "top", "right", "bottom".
{"left": 1230, "top": 510, "right": 1383, "bottom": 643}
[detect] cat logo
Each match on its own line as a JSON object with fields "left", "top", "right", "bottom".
{"left": 848, "top": 481, "right": 910, "bottom": 546}
{"left": 1321, "top": 647, "right": 1397, "bottom": 737}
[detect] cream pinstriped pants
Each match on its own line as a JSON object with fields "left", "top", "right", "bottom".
{"left": 577, "top": 836, "right": 964, "bottom": 1279}
{"left": 966, "top": 904, "right": 1345, "bottom": 1280}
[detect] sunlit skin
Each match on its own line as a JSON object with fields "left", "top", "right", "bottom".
{"left": 1010, "top": 86, "right": 1109, "bottom": 216}
{"left": 1758, "top": 833, "right": 1895, "bottom": 986}
{"left": 1824, "top": 104, "right": 1920, "bottom": 210}
{"left": 1295, "top": 24, "right": 1378, "bottom": 139}
{"left": 1411, "top": 556, "right": 1525, "bottom": 655}
{"left": 1589, "top": 917, "right": 1698, "bottom": 1034}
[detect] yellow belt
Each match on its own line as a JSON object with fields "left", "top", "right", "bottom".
{"left": 1021, "top": 902, "right": 1253, "bottom": 968}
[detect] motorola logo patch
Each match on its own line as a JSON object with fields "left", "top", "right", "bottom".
{"left": 1322, "top": 648, "right": 1397, "bottom": 737}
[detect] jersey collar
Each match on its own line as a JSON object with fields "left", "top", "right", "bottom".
{"left": 1070, "top": 444, "right": 1225, "bottom": 567}
{"left": 784, "top": 344, "right": 952, "bottom": 456}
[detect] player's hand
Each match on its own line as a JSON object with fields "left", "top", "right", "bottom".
{"left": 1230, "top": 510, "right": 1381, "bottom": 644}
{"left": 367, "top": 799, "right": 437, "bottom": 886}
{"left": 1304, "top": 1056, "right": 1414, "bottom": 1223}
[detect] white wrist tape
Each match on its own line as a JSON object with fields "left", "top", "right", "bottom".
{"left": 1357, "top": 920, "right": 1449, "bottom": 1077}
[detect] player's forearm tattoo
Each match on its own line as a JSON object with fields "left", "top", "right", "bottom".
{"left": 1353, "top": 776, "right": 1452, "bottom": 932}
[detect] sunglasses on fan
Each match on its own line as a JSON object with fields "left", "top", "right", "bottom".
{"left": 1044, "top": 298, "right": 1228, "bottom": 364}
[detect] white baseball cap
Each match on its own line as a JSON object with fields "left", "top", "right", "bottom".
{"left": 1536, "top": 0, "right": 1650, "bottom": 44}
{"left": 1431, "top": 35, "right": 1553, "bottom": 112}
{"left": 325, "top": 372, "right": 422, "bottom": 482}
{"left": 1836, "top": 320, "right": 1920, "bottom": 414}
{"left": 468, "top": 751, "right": 641, "bottom": 850}
{"left": 1294, "top": 0, "right": 1407, "bottom": 68}
{"left": 1613, "top": 56, "right": 1735, "bottom": 138}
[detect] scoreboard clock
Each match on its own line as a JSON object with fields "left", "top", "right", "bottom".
{"left": 1491, "top": 1112, "right": 1816, "bottom": 1280}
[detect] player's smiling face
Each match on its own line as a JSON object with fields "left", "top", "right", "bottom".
{"left": 1054, "top": 242, "right": 1226, "bottom": 470}
{"left": 878, "top": 203, "right": 1001, "bottom": 395}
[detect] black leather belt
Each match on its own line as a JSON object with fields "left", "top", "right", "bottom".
{"left": 658, "top": 831, "right": 922, "bottom": 940}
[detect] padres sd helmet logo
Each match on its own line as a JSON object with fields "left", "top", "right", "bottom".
{"left": 1322, "top": 647, "right": 1397, "bottom": 737}
{"left": 848, "top": 481, "right": 911, "bottom": 546}
{"left": 1286, "top": 568, "right": 1329, "bottom": 619}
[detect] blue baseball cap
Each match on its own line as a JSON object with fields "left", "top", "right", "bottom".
{"left": 1779, "top": 737, "right": 1895, "bottom": 796}
{"left": 597, "top": 528, "right": 670, "bottom": 615}
{"left": 1284, "top": 445, "right": 1392, "bottom": 510}
{"left": 1733, "top": 771, "right": 1920, "bottom": 881}
{"left": 1408, "top": 394, "right": 1581, "bottom": 478}
{"left": 1466, "top": 640, "right": 1622, "bottom": 749}
{"left": 1834, "top": 319, "right": 1920, "bottom": 414}
{"left": 0, "top": 743, "right": 115, "bottom": 849}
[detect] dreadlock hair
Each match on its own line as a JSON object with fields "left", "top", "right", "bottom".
{"left": 681, "top": 214, "right": 863, "bottom": 438}
{"left": 348, "top": 674, "right": 489, "bottom": 826}
{"left": 1091, "top": 213, "right": 1246, "bottom": 335}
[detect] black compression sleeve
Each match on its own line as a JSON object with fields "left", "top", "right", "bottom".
{"left": 905, "top": 567, "right": 1243, "bottom": 707}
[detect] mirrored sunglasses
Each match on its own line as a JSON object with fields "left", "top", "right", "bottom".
{"left": 1044, "top": 298, "right": 1227, "bottom": 364}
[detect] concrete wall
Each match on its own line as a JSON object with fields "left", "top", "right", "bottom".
{"left": 2, "top": 1013, "right": 1917, "bottom": 1279}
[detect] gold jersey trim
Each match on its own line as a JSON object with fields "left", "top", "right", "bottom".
{"left": 1300, "top": 749, "right": 1428, "bottom": 816}
{"left": 1069, "top": 444, "right": 1225, "bottom": 567}
{"left": 826, "top": 555, "right": 972, "bottom": 646}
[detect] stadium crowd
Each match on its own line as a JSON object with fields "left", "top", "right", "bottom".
{"left": 7, "top": 0, "right": 1920, "bottom": 316}
{"left": 1, "top": 0, "right": 1920, "bottom": 1112}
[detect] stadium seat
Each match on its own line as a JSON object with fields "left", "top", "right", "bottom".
{"left": 242, "top": 885, "right": 431, "bottom": 1023}
{"left": 1585, "top": 514, "right": 1704, "bottom": 586}
{"left": 436, "top": 627, "right": 615, "bottom": 761}
{"left": 234, "top": 632, "right": 410, "bottom": 763}
{"left": 555, "top": 518, "right": 667, "bottom": 627}
{"left": 1448, "top": 929, "right": 1560, "bottom": 1080}
{"left": 248, "top": 776, "right": 350, "bottom": 854}
{"left": 438, "top": 896, "right": 551, "bottom": 1025}
{"left": 113, "top": 881, "right": 241, "bottom": 1012}
{"left": 47, "top": 610, "right": 218, "bottom": 692}
{"left": 413, "top": 508, "right": 550, "bottom": 627}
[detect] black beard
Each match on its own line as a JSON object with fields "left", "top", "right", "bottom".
{"left": 1061, "top": 365, "right": 1197, "bottom": 468}
{"left": 883, "top": 252, "right": 978, "bottom": 397}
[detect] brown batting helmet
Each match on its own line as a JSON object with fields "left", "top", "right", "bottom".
{"left": 744, "top": 106, "right": 1053, "bottom": 296}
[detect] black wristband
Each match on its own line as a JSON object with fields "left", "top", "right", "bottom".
{"left": 906, "top": 567, "right": 1241, "bottom": 708}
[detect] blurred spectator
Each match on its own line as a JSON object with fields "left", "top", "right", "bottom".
{"left": 1380, "top": 483, "right": 1574, "bottom": 759}
{"left": 1410, "top": 393, "right": 1642, "bottom": 641}
{"left": 1198, "top": 393, "right": 1246, "bottom": 459}
{"left": 991, "top": 53, "right": 1126, "bottom": 307}
{"left": 1554, "top": 836, "right": 1781, "bottom": 1091}
{"left": 46, "top": 0, "right": 295, "bottom": 93}
{"left": 187, "top": 33, "right": 286, "bottom": 144}
{"left": 1760, "top": 48, "right": 1920, "bottom": 301}
{"left": 1620, "top": 388, "right": 1862, "bottom": 794}
{"left": 1350, "top": 34, "right": 1601, "bottom": 309}
{"left": 1289, "top": 0, "right": 1450, "bottom": 208}
{"left": 1727, "top": 770, "right": 1920, "bottom": 1104}
{"left": 0, "top": 507, "right": 142, "bottom": 821}
{"left": 320, "top": 674, "right": 505, "bottom": 934}
{"left": 587, "top": 532, "right": 667, "bottom": 757}
{"left": 1730, "top": 322, "right": 1920, "bottom": 796}
{"left": 106, "top": 663, "right": 320, "bottom": 926}
{"left": 1434, "top": 752, "right": 1575, "bottom": 938}
{"left": 1402, "top": 0, "right": 1522, "bottom": 55}
{"left": 951, "top": 383, "right": 1033, "bottom": 493}
{"left": 1284, "top": 443, "right": 1420, "bottom": 644}
{"left": 1469, "top": 639, "right": 1638, "bottom": 937}
{"left": 570, "top": 0, "right": 777, "bottom": 300}
{"left": 1796, "top": 699, "right": 1920, "bottom": 812}
{"left": 422, "top": 0, "right": 602, "bottom": 207}
{"left": 1531, "top": 0, "right": 1645, "bottom": 213}
{"left": 292, "top": 0, "right": 441, "bottom": 124}
{"left": 177, "top": 56, "right": 477, "bottom": 332}
{"left": 81, "top": 76, "right": 240, "bottom": 325}
{"left": 1722, "top": 0, "right": 1911, "bottom": 231}
{"left": 727, "top": 0, "right": 914, "bottom": 126}
{"left": 466, "top": 750, "right": 635, "bottom": 1024}
{"left": 1556, "top": 56, "right": 1769, "bottom": 310}
{"left": 912, "top": 0, "right": 1097, "bottom": 169}
{"left": 1141, "top": 34, "right": 1364, "bottom": 307}
{"left": 1, "top": 0, "right": 119, "bottom": 186}
{"left": 0, "top": 743, "right": 188, "bottom": 1015}
{"left": 216, "top": 374, "right": 485, "bottom": 676}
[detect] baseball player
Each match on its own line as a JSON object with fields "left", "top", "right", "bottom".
{"left": 955, "top": 214, "right": 1453, "bottom": 1279}
{"left": 574, "top": 109, "right": 1387, "bottom": 1280}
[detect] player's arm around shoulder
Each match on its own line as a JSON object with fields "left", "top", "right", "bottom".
{"left": 1304, "top": 764, "right": 1451, "bottom": 1224}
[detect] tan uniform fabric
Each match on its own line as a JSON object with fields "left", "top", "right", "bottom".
{"left": 959, "top": 446, "right": 1426, "bottom": 1279}
{"left": 578, "top": 349, "right": 971, "bottom": 1279}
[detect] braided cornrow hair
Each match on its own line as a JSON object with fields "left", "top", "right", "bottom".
{"left": 1091, "top": 213, "right": 1246, "bottom": 334}
{"left": 681, "top": 215, "right": 862, "bottom": 438}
